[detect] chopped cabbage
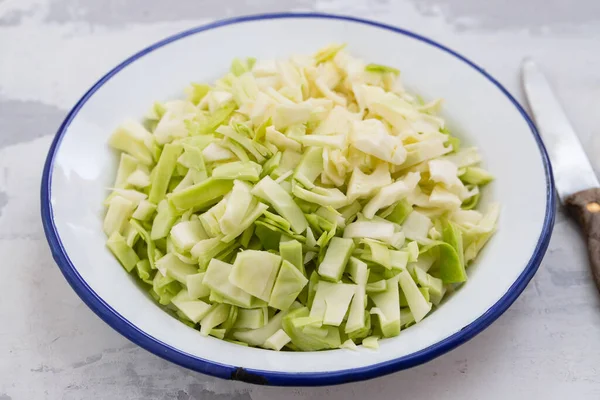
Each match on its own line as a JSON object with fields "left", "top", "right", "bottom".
{"left": 104, "top": 45, "right": 498, "bottom": 351}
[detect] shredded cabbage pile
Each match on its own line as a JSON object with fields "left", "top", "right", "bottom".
{"left": 104, "top": 44, "right": 499, "bottom": 351}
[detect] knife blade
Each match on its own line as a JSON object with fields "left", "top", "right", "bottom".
{"left": 522, "top": 59, "right": 600, "bottom": 292}
{"left": 521, "top": 59, "right": 599, "bottom": 202}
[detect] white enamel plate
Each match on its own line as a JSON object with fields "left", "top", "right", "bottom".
{"left": 41, "top": 13, "right": 555, "bottom": 386}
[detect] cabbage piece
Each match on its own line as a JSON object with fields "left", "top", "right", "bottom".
{"left": 265, "top": 126, "right": 302, "bottom": 152}
{"left": 360, "top": 239, "right": 391, "bottom": 269}
{"left": 428, "top": 159, "right": 461, "bottom": 187}
{"left": 129, "top": 219, "right": 157, "bottom": 269}
{"left": 186, "top": 272, "right": 210, "bottom": 299}
{"left": 200, "top": 303, "right": 230, "bottom": 336}
{"left": 313, "top": 105, "right": 360, "bottom": 136}
{"left": 464, "top": 203, "right": 499, "bottom": 263}
{"left": 398, "top": 270, "right": 431, "bottom": 323}
{"left": 218, "top": 181, "right": 253, "bottom": 236}
{"left": 441, "top": 218, "right": 465, "bottom": 278}
{"left": 362, "top": 336, "right": 379, "bottom": 349}
{"left": 356, "top": 84, "right": 419, "bottom": 127}
{"left": 230, "top": 250, "right": 282, "bottom": 302}
{"left": 115, "top": 153, "right": 139, "bottom": 188}
{"left": 390, "top": 250, "right": 409, "bottom": 270}
{"left": 441, "top": 147, "right": 481, "bottom": 168}
{"left": 107, "top": 232, "right": 139, "bottom": 272}
{"left": 292, "top": 184, "right": 348, "bottom": 209}
{"left": 197, "top": 104, "right": 236, "bottom": 135}
{"left": 413, "top": 267, "right": 446, "bottom": 305}
{"left": 346, "top": 163, "right": 392, "bottom": 202}
{"left": 220, "top": 305, "right": 239, "bottom": 331}
{"left": 178, "top": 134, "right": 216, "bottom": 150}
{"left": 312, "top": 68, "right": 344, "bottom": 106}
{"left": 263, "top": 329, "right": 292, "bottom": 351}
{"left": 123, "top": 223, "right": 139, "bottom": 248}
{"left": 461, "top": 186, "right": 480, "bottom": 210}
{"left": 230, "top": 57, "right": 256, "bottom": 76}
{"left": 171, "top": 289, "right": 212, "bottom": 323}
{"left": 339, "top": 201, "right": 362, "bottom": 223}
{"left": 341, "top": 339, "right": 358, "bottom": 350}
{"left": 202, "top": 142, "right": 236, "bottom": 163}
{"left": 185, "top": 83, "right": 210, "bottom": 105}
{"left": 344, "top": 221, "right": 395, "bottom": 241}
{"left": 365, "top": 64, "right": 400, "bottom": 75}
{"left": 108, "top": 120, "right": 154, "bottom": 165}
{"left": 230, "top": 72, "right": 259, "bottom": 106}
{"left": 273, "top": 149, "right": 302, "bottom": 178}
{"left": 309, "top": 280, "right": 356, "bottom": 326}
{"left": 170, "top": 219, "right": 207, "bottom": 251}
{"left": 221, "top": 200, "right": 269, "bottom": 242}
{"left": 317, "top": 237, "right": 354, "bottom": 281}
{"left": 155, "top": 253, "right": 197, "bottom": 283}
{"left": 190, "top": 236, "right": 230, "bottom": 265}
{"left": 221, "top": 138, "right": 251, "bottom": 163}
{"left": 152, "top": 271, "right": 181, "bottom": 305}
{"left": 314, "top": 43, "right": 346, "bottom": 64}
{"left": 135, "top": 259, "right": 153, "bottom": 284}
{"left": 105, "top": 188, "right": 147, "bottom": 207}
{"left": 293, "top": 147, "right": 323, "bottom": 189}
{"left": 411, "top": 251, "right": 436, "bottom": 272}
{"left": 217, "top": 124, "right": 268, "bottom": 163}
{"left": 199, "top": 196, "right": 228, "bottom": 237}
{"left": 233, "top": 308, "right": 268, "bottom": 329}
{"left": 315, "top": 206, "right": 346, "bottom": 229}
{"left": 370, "top": 276, "right": 401, "bottom": 337}
{"left": 401, "top": 139, "right": 452, "bottom": 169}
{"left": 146, "top": 101, "right": 167, "bottom": 120}
{"left": 351, "top": 119, "right": 406, "bottom": 165}
{"left": 282, "top": 307, "right": 341, "bottom": 351}
{"left": 253, "top": 59, "right": 278, "bottom": 76}
{"left": 153, "top": 112, "right": 190, "bottom": 145}
{"left": 150, "top": 200, "right": 178, "bottom": 240}
{"left": 362, "top": 172, "right": 420, "bottom": 219}
{"left": 276, "top": 62, "right": 304, "bottom": 103}
{"left": 251, "top": 176, "right": 307, "bottom": 234}
{"left": 296, "top": 134, "right": 346, "bottom": 149}
{"left": 279, "top": 239, "right": 305, "bottom": 275}
{"left": 345, "top": 257, "right": 369, "bottom": 333}
{"left": 316, "top": 225, "right": 338, "bottom": 263}
{"left": 460, "top": 166, "right": 494, "bottom": 186}
{"left": 169, "top": 178, "right": 233, "bottom": 211}
{"left": 203, "top": 259, "right": 253, "bottom": 307}
{"left": 126, "top": 169, "right": 151, "bottom": 188}
{"left": 321, "top": 148, "right": 349, "bottom": 187}
{"left": 268, "top": 260, "right": 309, "bottom": 311}
{"left": 104, "top": 196, "right": 135, "bottom": 236}
{"left": 173, "top": 169, "right": 206, "bottom": 194}
{"left": 273, "top": 102, "right": 313, "bottom": 130}
{"left": 262, "top": 210, "right": 292, "bottom": 231}
{"left": 429, "top": 185, "right": 462, "bottom": 210}
{"left": 239, "top": 225, "right": 255, "bottom": 248}
{"left": 366, "top": 280, "right": 387, "bottom": 294}
{"left": 401, "top": 210, "right": 432, "bottom": 241}
{"left": 233, "top": 309, "right": 290, "bottom": 346}
{"left": 177, "top": 144, "right": 207, "bottom": 175}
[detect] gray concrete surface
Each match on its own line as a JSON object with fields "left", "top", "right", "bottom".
{"left": 1, "top": 0, "right": 600, "bottom": 399}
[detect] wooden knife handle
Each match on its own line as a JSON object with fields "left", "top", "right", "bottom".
{"left": 565, "top": 188, "right": 600, "bottom": 291}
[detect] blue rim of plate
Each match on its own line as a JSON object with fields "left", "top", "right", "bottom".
{"left": 40, "top": 12, "right": 556, "bottom": 386}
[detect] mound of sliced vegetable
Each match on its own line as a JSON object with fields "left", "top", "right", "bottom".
{"left": 104, "top": 44, "right": 499, "bottom": 351}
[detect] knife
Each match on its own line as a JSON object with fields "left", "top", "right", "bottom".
{"left": 522, "top": 59, "right": 600, "bottom": 291}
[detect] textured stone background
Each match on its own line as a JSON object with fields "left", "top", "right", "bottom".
{"left": 1, "top": 0, "right": 600, "bottom": 399}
